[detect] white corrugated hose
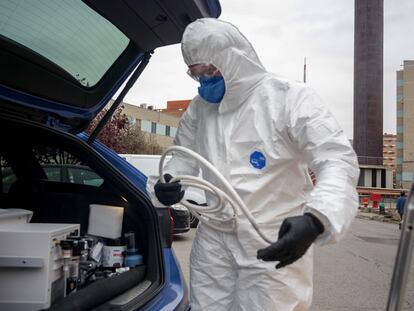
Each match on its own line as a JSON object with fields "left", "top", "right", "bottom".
{"left": 159, "top": 145, "right": 274, "bottom": 244}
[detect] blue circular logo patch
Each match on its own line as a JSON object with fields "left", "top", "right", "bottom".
{"left": 250, "top": 151, "right": 266, "bottom": 169}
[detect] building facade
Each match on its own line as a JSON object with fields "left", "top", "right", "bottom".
{"left": 357, "top": 165, "right": 393, "bottom": 189}
{"left": 383, "top": 133, "right": 396, "bottom": 172}
{"left": 161, "top": 100, "right": 191, "bottom": 118}
{"left": 356, "top": 134, "right": 396, "bottom": 189}
{"left": 353, "top": 0, "right": 384, "bottom": 165}
{"left": 121, "top": 102, "right": 180, "bottom": 150}
{"left": 396, "top": 60, "right": 414, "bottom": 189}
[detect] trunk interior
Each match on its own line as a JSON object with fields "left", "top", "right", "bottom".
{"left": 0, "top": 112, "right": 163, "bottom": 310}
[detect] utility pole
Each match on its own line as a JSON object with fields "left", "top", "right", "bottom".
{"left": 303, "top": 57, "right": 307, "bottom": 83}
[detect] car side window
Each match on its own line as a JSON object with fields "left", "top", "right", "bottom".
{"left": 43, "top": 166, "right": 62, "bottom": 182}
{"left": 67, "top": 167, "right": 104, "bottom": 187}
{"left": 33, "top": 145, "right": 104, "bottom": 187}
{"left": 0, "top": 154, "right": 16, "bottom": 193}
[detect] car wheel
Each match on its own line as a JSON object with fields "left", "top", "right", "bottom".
{"left": 190, "top": 212, "right": 199, "bottom": 228}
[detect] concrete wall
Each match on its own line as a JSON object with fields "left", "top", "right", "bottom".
{"left": 386, "top": 169, "right": 393, "bottom": 188}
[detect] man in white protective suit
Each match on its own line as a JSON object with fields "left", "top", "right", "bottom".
{"left": 149, "top": 18, "right": 359, "bottom": 311}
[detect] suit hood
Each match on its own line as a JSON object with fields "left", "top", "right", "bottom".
{"left": 181, "top": 18, "right": 268, "bottom": 112}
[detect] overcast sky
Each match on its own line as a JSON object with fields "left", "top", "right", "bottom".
{"left": 123, "top": 0, "right": 414, "bottom": 139}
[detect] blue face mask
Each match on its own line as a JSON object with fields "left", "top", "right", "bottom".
{"left": 198, "top": 76, "right": 225, "bottom": 104}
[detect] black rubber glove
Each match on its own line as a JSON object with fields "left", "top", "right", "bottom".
{"left": 256, "top": 213, "right": 324, "bottom": 269}
{"left": 154, "top": 173, "right": 185, "bottom": 206}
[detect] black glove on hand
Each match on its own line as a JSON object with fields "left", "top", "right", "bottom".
{"left": 154, "top": 174, "right": 185, "bottom": 206}
{"left": 256, "top": 213, "right": 324, "bottom": 269}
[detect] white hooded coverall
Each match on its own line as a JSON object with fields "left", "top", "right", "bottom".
{"left": 148, "top": 18, "right": 359, "bottom": 311}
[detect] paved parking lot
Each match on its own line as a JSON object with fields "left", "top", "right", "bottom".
{"left": 173, "top": 218, "right": 414, "bottom": 310}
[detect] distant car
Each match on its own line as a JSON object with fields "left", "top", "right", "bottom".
{"left": 120, "top": 154, "right": 192, "bottom": 234}
{"left": 0, "top": 0, "right": 220, "bottom": 310}
{"left": 169, "top": 204, "right": 191, "bottom": 234}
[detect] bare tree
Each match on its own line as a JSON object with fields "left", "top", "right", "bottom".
{"left": 86, "top": 106, "right": 129, "bottom": 153}
{"left": 121, "top": 125, "right": 163, "bottom": 155}
{"left": 34, "top": 146, "right": 82, "bottom": 165}
{"left": 86, "top": 105, "right": 163, "bottom": 154}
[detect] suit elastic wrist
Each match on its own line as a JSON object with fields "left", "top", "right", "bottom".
{"left": 304, "top": 213, "right": 325, "bottom": 234}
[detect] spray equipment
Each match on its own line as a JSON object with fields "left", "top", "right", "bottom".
{"left": 102, "top": 238, "right": 125, "bottom": 268}
{"left": 124, "top": 232, "right": 143, "bottom": 267}
{"left": 124, "top": 232, "right": 138, "bottom": 253}
{"left": 60, "top": 239, "right": 80, "bottom": 296}
{"left": 159, "top": 145, "right": 275, "bottom": 244}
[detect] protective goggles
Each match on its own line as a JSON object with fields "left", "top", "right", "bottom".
{"left": 186, "top": 63, "right": 220, "bottom": 82}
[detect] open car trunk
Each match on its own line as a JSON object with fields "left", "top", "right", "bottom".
{"left": 0, "top": 113, "right": 164, "bottom": 311}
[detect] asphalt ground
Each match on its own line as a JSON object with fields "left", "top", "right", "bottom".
{"left": 173, "top": 218, "right": 414, "bottom": 310}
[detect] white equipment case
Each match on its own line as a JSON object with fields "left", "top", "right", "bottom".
{"left": 0, "top": 223, "right": 80, "bottom": 311}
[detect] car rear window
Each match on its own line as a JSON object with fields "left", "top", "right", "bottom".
{"left": 34, "top": 145, "right": 104, "bottom": 187}
{"left": 0, "top": 0, "right": 130, "bottom": 87}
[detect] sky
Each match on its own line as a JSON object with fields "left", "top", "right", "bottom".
{"left": 123, "top": 0, "right": 414, "bottom": 139}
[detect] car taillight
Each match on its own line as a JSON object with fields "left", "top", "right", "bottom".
{"left": 167, "top": 207, "right": 174, "bottom": 243}
{"left": 156, "top": 207, "right": 174, "bottom": 248}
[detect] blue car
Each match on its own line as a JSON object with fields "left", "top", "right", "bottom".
{"left": 0, "top": 1, "right": 220, "bottom": 310}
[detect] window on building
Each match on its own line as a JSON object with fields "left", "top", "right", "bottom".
{"left": 127, "top": 116, "right": 136, "bottom": 126}
{"left": 140, "top": 120, "right": 151, "bottom": 133}
{"left": 170, "top": 127, "right": 177, "bottom": 137}
{"left": 402, "top": 172, "right": 413, "bottom": 182}
{"left": 151, "top": 122, "right": 157, "bottom": 134}
{"left": 156, "top": 124, "right": 166, "bottom": 135}
{"left": 166, "top": 126, "right": 171, "bottom": 136}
